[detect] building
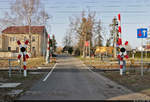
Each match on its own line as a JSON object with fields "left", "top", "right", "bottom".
{"left": 0, "top": 26, "right": 48, "bottom": 57}
{"left": 95, "top": 46, "right": 114, "bottom": 56}
{"left": 137, "top": 45, "right": 150, "bottom": 51}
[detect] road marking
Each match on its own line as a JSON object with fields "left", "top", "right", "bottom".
{"left": 80, "top": 60, "right": 102, "bottom": 77}
{"left": 43, "top": 63, "right": 57, "bottom": 82}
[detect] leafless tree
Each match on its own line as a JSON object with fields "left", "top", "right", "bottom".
{"left": 9, "top": 0, "right": 41, "bottom": 25}
{"left": 0, "top": 0, "right": 51, "bottom": 31}
{"left": 69, "top": 10, "right": 96, "bottom": 57}
{"left": 0, "top": 0, "right": 50, "bottom": 55}
{"left": 109, "top": 16, "right": 119, "bottom": 58}
{"left": 63, "top": 31, "right": 72, "bottom": 47}
{"left": 93, "top": 19, "right": 103, "bottom": 47}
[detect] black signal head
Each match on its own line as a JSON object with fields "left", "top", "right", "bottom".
{"left": 120, "top": 47, "right": 126, "bottom": 52}
{"left": 21, "top": 47, "right": 26, "bottom": 52}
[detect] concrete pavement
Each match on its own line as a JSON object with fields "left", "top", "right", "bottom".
{"left": 18, "top": 56, "right": 150, "bottom": 100}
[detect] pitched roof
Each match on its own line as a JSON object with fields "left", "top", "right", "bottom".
{"left": 2, "top": 26, "right": 46, "bottom": 34}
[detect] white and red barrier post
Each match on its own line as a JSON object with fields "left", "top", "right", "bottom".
{"left": 117, "top": 14, "right": 129, "bottom": 75}
{"left": 117, "top": 14, "right": 122, "bottom": 45}
{"left": 46, "top": 34, "right": 50, "bottom": 64}
{"left": 17, "top": 40, "right": 29, "bottom": 77}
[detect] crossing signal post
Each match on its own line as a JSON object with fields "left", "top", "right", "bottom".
{"left": 17, "top": 40, "right": 30, "bottom": 77}
{"left": 46, "top": 34, "right": 50, "bottom": 64}
{"left": 117, "top": 13, "right": 129, "bottom": 75}
{"left": 117, "top": 42, "right": 129, "bottom": 75}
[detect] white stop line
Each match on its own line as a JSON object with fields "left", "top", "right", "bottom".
{"left": 43, "top": 63, "right": 57, "bottom": 82}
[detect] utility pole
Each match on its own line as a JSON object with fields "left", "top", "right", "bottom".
{"left": 28, "top": 1, "right": 32, "bottom": 57}
{"left": 114, "top": 27, "right": 117, "bottom": 58}
{"left": 28, "top": 17, "right": 32, "bottom": 57}
{"left": 113, "top": 17, "right": 118, "bottom": 58}
{"left": 83, "top": 32, "right": 86, "bottom": 58}
{"left": 89, "top": 40, "right": 90, "bottom": 57}
{"left": 146, "top": 38, "right": 148, "bottom": 59}
{"left": 141, "top": 38, "right": 144, "bottom": 76}
{"left": 86, "top": 41, "right": 87, "bottom": 57}
{"left": 82, "top": 17, "right": 86, "bottom": 58}
{"left": 146, "top": 31, "right": 150, "bottom": 60}
{"left": 43, "top": 5, "right": 46, "bottom": 58}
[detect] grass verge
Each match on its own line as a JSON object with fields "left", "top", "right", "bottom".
{"left": 0, "top": 57, "right": 56, "bottom": 69}
{"left": 79, "top": 56, "right": 150, "bottom": 69}
{"left": 100, "top": 71, "right": 150, "bottom": 96}
{"left": 0, "top": 70, "right": 45, "bottom": 101}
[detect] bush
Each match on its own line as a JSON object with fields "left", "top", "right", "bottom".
{"left": 74, "top": 48, "right": 80, "bottom": 56}
{"left": 127, "top": 51, "right": 150, "bottom": 58}
{"left": 62, "top": 46, "right": 73, "bottom": 54}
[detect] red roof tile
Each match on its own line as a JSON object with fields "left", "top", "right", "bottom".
{"left": 2, "top": 26, "right": 46, "bottom": 34}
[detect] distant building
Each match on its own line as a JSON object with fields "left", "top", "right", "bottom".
{"left": 0, "top": 26, "right": 48, "bottom": 57}
{"left": 95, "top": 46, "right": 114, "bottom": 56}
{"left": 137, "top": 45, "right": 150, "bottom": 51}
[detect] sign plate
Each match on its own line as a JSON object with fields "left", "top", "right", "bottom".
{"left": 137, "top": 28, "right": 148, "bottom": 38}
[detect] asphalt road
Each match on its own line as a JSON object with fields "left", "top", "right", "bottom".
{"left": 18, "top": 56, "right": 149, "bottom": 100}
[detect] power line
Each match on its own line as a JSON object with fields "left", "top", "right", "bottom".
{"left": 53, "top": 10, "right": 147, "bottom": 14}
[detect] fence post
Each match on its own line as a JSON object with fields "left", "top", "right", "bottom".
{"left": 8, "top": 59, "right": 11, "bottom": 77}
{"left": 19, "top": 59, "right": 22, "bottom": 74}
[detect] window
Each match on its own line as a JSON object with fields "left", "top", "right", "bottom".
{"left": 8, "top": 47, "right": 11, "bottom": 51}
{"left": 10, "top": 37, "right": 16, "bottom": 42}
{"left": 10, "top": 37, "right": 13, "bottom": 42}
{"left": 32, "top": 47, "right": 35, "bottom": 51}
{"left": 32, "top": 36, "right": 35, "bottom": 42}
{"left": 13, "top": 37, "right": 16, "bottom": 41}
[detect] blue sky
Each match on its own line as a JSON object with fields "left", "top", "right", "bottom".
{"left": 1, "top": 0, "right": 150, "bottom": 48}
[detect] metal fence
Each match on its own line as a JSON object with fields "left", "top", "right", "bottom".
{"left": 0, "top": 58, "right": 22, "bottom": 77}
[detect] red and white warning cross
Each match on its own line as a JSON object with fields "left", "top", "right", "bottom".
{"left": 117, "top": 14, "right": 129, "bottom": 75}
{"left": 117, "top": 41, "right": 129, "bottom": 75}
{"left": 17, "top": 40, "right": 29, "bottom": 77}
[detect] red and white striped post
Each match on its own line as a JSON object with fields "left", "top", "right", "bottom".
{"left": 46, "top": 34, "right": 50, "bottom": 64}
{"left": 117, "top": 14, "right": 129, "bottom": 75}
{"left": 118, "top": 14, "right": 122, "bottom": 45}
{"left": 17, "top": 40, "right": 29, "bottom": 77}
